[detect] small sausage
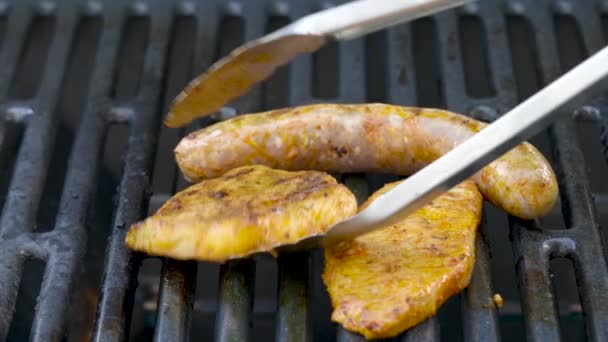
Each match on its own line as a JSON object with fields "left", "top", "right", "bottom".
{"left": 175, "top": 103, "right": 558, "bottom": 219}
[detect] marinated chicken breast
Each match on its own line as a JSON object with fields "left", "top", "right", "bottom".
{"left": 174, "top": 103, "right": 558, "bottom": 219}
{"left": 125, "top": 165, "right": 357, "bottom": 262}
{"left": 323, "top": 180, "right": 483, "bottom": 339}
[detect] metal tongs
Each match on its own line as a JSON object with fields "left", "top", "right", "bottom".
{"left": 163, "top": 0, "right": 476, "bottom": 127}
{"left": 296, "top": 47, "right": 608, "bottom": 252}
{"left": 162, "top": 0, "right": 608, "bottom": 252}
{"left": 281, "top": 45, "right": 608, "bottom": 252}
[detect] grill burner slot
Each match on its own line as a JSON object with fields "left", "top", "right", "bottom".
{"left": 364, "top": 30, "right": 388, "bottom": 102}
{"left": 411, "top": 17, "right": 444, "bottom": 108}
{"left": 36, "top": 16, "right": 102, "bottom": 232}
{"left": 312, "top": 41, "right": 340, "bottom": 99}
{"left": 111, "top": 15, "right": 149, "bottom": 101}
{"left": 459, "top": 15, "right": 496, "bottom": 98}
{"left": 6, "top": 258, "right": 45, "bottom": 341}
{"left": 9, "top": 14, "right": 55, "bottom": 100}
{"left": 549, "top": 257, "right": 585, "bottom": 341}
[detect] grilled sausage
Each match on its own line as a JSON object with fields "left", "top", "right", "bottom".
{"left": 175, "top": 103, "right": 558, "bottom": 219}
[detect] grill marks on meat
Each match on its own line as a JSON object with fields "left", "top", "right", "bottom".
{"left": 174, "top": 103, "right": 558, "bottom": 219}
{"left": 323, "top": 180, "right": 483, "bottom": 339}
{"left": 125, "top": 165, "right": 357, "bottom": 262}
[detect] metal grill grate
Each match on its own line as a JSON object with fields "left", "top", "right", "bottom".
{"left": 0, "top": 0, "right": 607, "bottom": 341}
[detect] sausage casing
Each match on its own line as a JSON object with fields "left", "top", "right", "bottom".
{"left": 175, "top": 104, "right": 558, "bottom": 219}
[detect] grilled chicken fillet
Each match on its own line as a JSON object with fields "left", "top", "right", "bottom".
{"left": 125, "top": 165, "right": 357, "bottom": 262}
{"left": 323, "top": 180, "right": 483, "bottom": 339}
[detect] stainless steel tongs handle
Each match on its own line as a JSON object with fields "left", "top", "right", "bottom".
{"left": 296, "top": 0, "right": 475, "bottom": 40}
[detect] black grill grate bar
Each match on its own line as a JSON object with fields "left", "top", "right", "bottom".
{"left": 28, "top": 2, "right": 127, "bottom": 340}
{"left": 1, "top": 1, "right": 607, "bottom": 341}
{"left": 418, "top": 7, "right": 502, "bottom": 341}
{"left": 0, "top": 2, "right": 75, "bottom": 239}
{"left": 0, "top": 2, "right": 79, "bottom": 339}
{"left": 338, "top": 38, "right": 365, "bottom": 102}
{"left": 0, "top": 253, "right": 21, "bottom": 339}
{"left": 259, "top": 7, "right": 313, "bottom": 341}
{"left": 215, "top": 259, "right": 255, "bottom": 342}
{"left": 433, "top": 11, "right": 468, "bottom": 114}
{"left": 510, "top": 230, "right": 561, "bottom": 341}
{"left": 151, "top": 8, "right": 199, "bottom": 342}
{"left": 384, "top": 24, "right": 415, "bottom": 106}
{"left": 462, "top": 223, "right": 501, "bottom": 342}
{"left": 507, "top": 1, "right": 608, "bottom": 341}
{"left": 276, "top": 253, "right": 310, "bottom": 341}
{"left": 28, "top": 1, "right": 126, "bottom": 336}
{"left": 153, "top": 260, "right": 198, "bottom": 342}
{"left": 211, "top": 6, "right": 268, "bottom": 342}
{"left": 91, "top": 2, "right": 172, "bottom": 340}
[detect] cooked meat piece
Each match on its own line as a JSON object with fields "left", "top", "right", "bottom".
{"left": 323, "top": 180, "right": 483, "bottom": 339}
{"left": 174, "top": 103, "right": 557, "bottom": 219}
{"left": 125, "top": 165, "right": 357, "bottom": 262}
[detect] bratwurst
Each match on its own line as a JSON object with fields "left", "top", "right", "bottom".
{"left": 175, "top": 103, "right": 558, "bottom": 219}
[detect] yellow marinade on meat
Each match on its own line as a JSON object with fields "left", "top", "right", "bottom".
{"left": 323, "top": 179, "right": 483, "bottom": 339}
{"left": 125, "top": 165, "right": 357, "bottom": 262}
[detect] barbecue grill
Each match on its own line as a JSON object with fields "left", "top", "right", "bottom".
{"left": 1, "top": 0, "right": 607, "bottom": 341}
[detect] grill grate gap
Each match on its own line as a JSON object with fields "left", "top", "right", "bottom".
{"left": 9, "top": 15, "right": 55, "bottom": 100}
{"left": 148, "top": 14, "right": 221, "bottom": 342}
{"left": 111, "top": 15, "right": 150, "bottom": 101}
{"left": 102, "top": 123, "right": 130, "bottom": 187}
{"left": 216, "top": 15, "right": 244, "bottom": 60}
{"left": 548, "top": 257, "right": 586, "bottom": 341}
{"left": 411, "top": 17, "right": 444, "bottom": 108}
{"left": 248, "top": 13, "right": 295, "bottom": 341}
{"left": 0, "top": 13, "right": 7, "bottom": 53}
{"left": 552, "top": 13, "right": 608, "bottom": 229}
{"left": 312, "top": 42, "right": 339, "bottom": 99}
{"left": 64, "top": 151, "right": 118, "bottom": 342}
{"left": 506, "top": 14, "right": 566, "bottom": 230}
{"left": 438, "top": 295, "right": 464, "bottom": 342}
{"left": 364, "top": 30, "right": 388, "bottom": 102}
{"left": 505, "top": 15, "right": 542, "bottom": 101}
{"left": 0, "top": 120, "right": 23, "bottom": 219}
{"left": 458, "top": 15, "right": 496, "bottom": 98}
{"left": 602, "top": 13, "right": 607, "bottom": 43}
{"left": 6, "top": 258, "right": 46, "bottom": 341}
{"left": 483, "top": 203, "right": 525, "bottom": 341}
{"left": 192, "top": 262, "right": 220, "bottom": 341}
{"left": 263, "top": 15, "right": 291, "bottom": 109}
{"left": 8, "top": 14, "right": 56, "bottom": 99}
{"left": 35, "top": 16, "right": 102, "bottom": 232}
{"left": 150, "top": 14, "right": 196, "bottom": 197}
{"left": 213, "top": 12, "right": 257, "bottom": 342}
{"left": 553, "top": 14, "right": 587, "bottom": 72}
{"left": 309, "top": 250, "right": 336, "bottom": 342}
{"left": 129, "top": 258, "right": 162, "bottom": 342}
